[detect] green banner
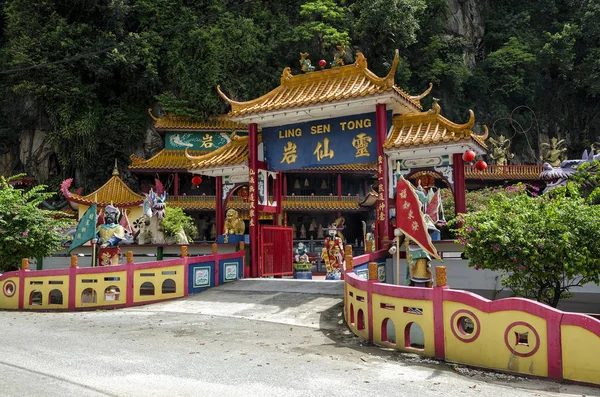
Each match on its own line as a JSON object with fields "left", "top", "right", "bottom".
{"left": 166, "top": 132, "right": 236, "bottom": 150}
{"left": 68, "top": 204, "right": 97, "bottom": 254}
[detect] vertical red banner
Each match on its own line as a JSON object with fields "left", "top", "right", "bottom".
{"left": 249, "top": 123, "right": 259, "bottom": 277}
{"left": 376, "top": 104, "right": 389, "bottom": 248}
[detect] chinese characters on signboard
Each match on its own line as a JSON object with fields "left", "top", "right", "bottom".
{"left": 262, "top": 111, "right": 392, "bottom": 171}
{"left": 165, "top": 131, "right": 244, "bottom": 151}
{"left": 377, "top": 155, "right": 386, "bottom": 222}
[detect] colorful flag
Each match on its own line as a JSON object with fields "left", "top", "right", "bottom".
{"left": 395, "top": 177, "right": 441, "bottom": 261}
{"left": 68, "top": 204, "right": 98, "bottom": 254}
{"left": 426, "top": 188, "right": 441, "bottom": 224}
{"left": 96, "top": 208, "right": 104, "bottom": 228}
{"left": 119, "top": 208, "right": 133, "bottom": 234}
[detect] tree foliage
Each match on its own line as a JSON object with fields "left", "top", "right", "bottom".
{"left": 453, "top": 188, "right": 600, "bottom": 307}
{"left": 161, "top": 206, "right": 199, "bottom": 241}
{"left": 0, "top": 175, "right": 70, "bottom": 272}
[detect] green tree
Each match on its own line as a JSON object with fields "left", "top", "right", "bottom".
{"left": 0, "top": 175, "right": 70, "bottom": 272}
{"left": 292, "top": 0, "right": 350, "bottom": 56}
{"left": 161, "top": 207, "right": 198, "bottom": 242}
{"left": 453, "top": 189, "right": 600, "bottom": 307}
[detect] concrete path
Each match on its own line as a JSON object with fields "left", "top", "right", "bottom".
{"left": 0, "top": 279, "right": 598, "bottom": 397}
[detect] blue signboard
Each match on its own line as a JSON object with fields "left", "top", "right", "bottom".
{"left": 262, "top": 111, "right": 392, "bottom": 171}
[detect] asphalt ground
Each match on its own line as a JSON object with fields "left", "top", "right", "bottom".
{"left": 0, "top": 279, "right": 598, "bottom": 397}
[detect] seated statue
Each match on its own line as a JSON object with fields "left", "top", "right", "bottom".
{"left": 224, "top": 209, "right": 245, "bottom": 235}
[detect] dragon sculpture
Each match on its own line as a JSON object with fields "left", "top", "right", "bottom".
{"left": 539, "top": 149, "right": 599, "bottom": 192}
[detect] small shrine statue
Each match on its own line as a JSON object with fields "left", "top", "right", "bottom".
{"left": 223, "top": 209, "right": 245, "bottom": 235}
{"left": 488, "top": 135, "right": 515, "bottom": 166}
{"left": 321, "top": 225, "right": 344, "bottom": 280}
{"left": 294, "top": 242, "right": 312, "bottom": 278}
{"left": 541, "top": 137, "right": 567, "bottom": 167}
{"left": 309, "top": 218, "right": 318, "bottom": 239}
{"left": 97, "top": 205, "right": 125, "bottom": 266}
{"left": 295, "top": 242, "right": 310, "bottom": 264}
{"left": 299, "top": 224, "right": 307, "bottom": 239}
{"left": 331, "top": 45, "right": 345, "bottom": 67}
{"left": 299, "top": 52, "right": 315, "bottom": 72}
{"left": 317, "top": 224, "right": 324, "bottom": 239}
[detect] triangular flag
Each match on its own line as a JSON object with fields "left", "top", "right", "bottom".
{"left": 96, "top": 208, "right": 104, "bottom": 228}
{"left": 395, "top": 177, "right": 441, "bottom": 261}
{"left": 68, "top": 204, "right": 97, "bottom": 254}
{"left": 119, "top": 208, "right": 133, "bottom": 234}
{"left": 426, "top": 188, "right": 441, "bottom": 224}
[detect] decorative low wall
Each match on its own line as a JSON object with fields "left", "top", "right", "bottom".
{"left": 0, "top": 246, "right": 245, "bottom": 311}
{"left": 344, "top": 251, "right": 600, "bottom": 386}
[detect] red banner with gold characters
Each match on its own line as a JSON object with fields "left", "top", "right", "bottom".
{"left": 395, "top": 176, "right": 441, "bottom": 260}
{"left": 376, "top": 154, "right": 386, "bottom": 222}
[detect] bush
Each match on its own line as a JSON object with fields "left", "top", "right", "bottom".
{"left": 161, "top": 207, "right": 198, "bottom": 241}
{"left": 0, "top": 175, "right": 70, "bottom": 272}
{"left": 453, "top": 189, "right": 600, "bottom": 307}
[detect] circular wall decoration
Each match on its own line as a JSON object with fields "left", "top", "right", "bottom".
{"left": 3, "top": 280, "right": 16, "bottom": 297}
{"left": 450, "top": 309, "right": 481, "bottom": 343}
{"left": 503, "top": 321, "right": 540, "bottom": 357}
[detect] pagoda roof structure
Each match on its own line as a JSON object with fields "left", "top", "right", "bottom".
{"left": 61, "top": 164, "right": 144, "bottom": 209}
{"left": 129, "top": 149, "right": 209, "bottom": 173}
{"left": 384, "top": 102, "right": 488, "bottom": 159}
{"left": 217, "top": 50, "right": 430, "bottom": 127}
{"left": 149, "top": 110, "right": 247, "bottom": 132}
{"left": 184, "top": 133, "right": 260, "bottom": 177}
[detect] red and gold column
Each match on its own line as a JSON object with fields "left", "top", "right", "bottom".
{"left": 376, "top": 104, "right": 389, "bottom": 249}
{"left": 452, "top": 153, "right": 466, "bottom": 216}
{"left": 249, "top": 123, "right": 259, "bottom": 277}
{"left": 216, "top": 176, "right": 223, "bottom": 235}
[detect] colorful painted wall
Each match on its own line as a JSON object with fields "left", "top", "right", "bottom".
{"left": 345, "top": 251, "right": 600, "bottom": 386}
{"left": 0, "top": 248, "right": 244, "bottom": 311}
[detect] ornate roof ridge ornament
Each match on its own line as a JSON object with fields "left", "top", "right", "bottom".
{"left": 410, "top": 82, "right": 433, "bottom": 105}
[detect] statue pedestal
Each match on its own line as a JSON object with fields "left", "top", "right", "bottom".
{"left": 294, "top": 262, "right": 312, "bottom": 280}
{"left": 217, "top": 234, "right": 249, "bottom": 244}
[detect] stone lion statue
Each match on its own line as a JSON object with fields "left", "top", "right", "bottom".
{"left": 224, "top": 209, "right": 245, "bottom": 235}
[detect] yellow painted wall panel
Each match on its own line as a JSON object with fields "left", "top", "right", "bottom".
{"left": 371, "top": 293, "right": 435, "bottom": 357}
{"left": 23, "top": 275, "right": 70, "bottom": 310}
{"left": 76, "top": 271, "right": 127, "bottom": 308}
{"left": 346, "top": 283, "right": 369, "bottom": 340}
{"left": 0, "top": 277, "right": 20, "bottom": 309}
{"left": 561, "top": 325, "right": 600, "bottom": 384}
{"left": 443, "top": 301, "right": 548, "bottom": 377}
{"left": 133, "top": 265, "right": 185, "bottom": 303}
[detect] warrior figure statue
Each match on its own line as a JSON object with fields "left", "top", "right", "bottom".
{"left": 541, "top": 137, "right": 567, "bottom": 167}
{"left": 321, "top": 225, "right": 344, "bottom": 280}
{"left": 488, "top": 135, "right": 515, "bottom": 166}
{"left": 97, "top": 205, "right": 125, "bottom": 266}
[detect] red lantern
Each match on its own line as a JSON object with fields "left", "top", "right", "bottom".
{"left": 462, "top": 150, "right": 476, "bottom": 163}
{"left": 474, "top": 160, "right": 488, "bottom": 171}
{"left": 319, "top": 59, "right": 327, "bottom": 68}
{"left": 191, "top": 176, "right": 202, "bottom": 186}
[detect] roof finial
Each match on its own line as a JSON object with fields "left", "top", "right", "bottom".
{"left": 112, "top": 159, "right": 119, "bottom": 176}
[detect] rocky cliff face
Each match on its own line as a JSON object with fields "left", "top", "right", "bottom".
{"left": 444, "top": 0, "right": 484, "bottom": 69}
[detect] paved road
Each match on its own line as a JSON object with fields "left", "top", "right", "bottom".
{"left": 0, "top": 279, "right": 598, "bottom": 397}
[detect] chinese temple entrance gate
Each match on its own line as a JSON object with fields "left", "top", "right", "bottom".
{"left": 259, "top": 226, "right": 293, "bottom": 277}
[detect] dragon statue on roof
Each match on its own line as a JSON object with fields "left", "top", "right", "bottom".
{"left": 539, "top": 148, "right": 599, "bottom": 193}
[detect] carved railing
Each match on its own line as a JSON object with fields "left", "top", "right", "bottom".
{"left": 166, "top": 195, "right": 216, "bottom": 210}
{"left": 465, "top": 164, "right": 543, "bottom": 180}
{"left": 283, "top": 195, "right": 363, "bottom": 210}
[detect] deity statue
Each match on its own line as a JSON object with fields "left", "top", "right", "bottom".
{"left": 331, "top": 45, "right": 345, "bottom": 67}
{"left": 488, "top": 135, "right": 515, "bottom": 166}
{"left": 299, "top": 52, "right": 315, "bottom": 72}
{"left": 295, "top": 242, "right": 310, "bottom": 264}
{"left": 541, "top": 137, "right": 567, "bottom": 167}
{"left": 321, "top": 225, "right": 344, "bottom": 280}
{"left": 97, "top": 205, "right": 125, "bottom": 266}
{"left": 223, "top": 209, "right": 245, "bottom": 235}
{"left": 363, "top": 221, "right": 376, "bottom": 252}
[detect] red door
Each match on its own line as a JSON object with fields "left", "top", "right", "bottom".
{"left": 259, "top": 225, "right": 293, "bottom": 277}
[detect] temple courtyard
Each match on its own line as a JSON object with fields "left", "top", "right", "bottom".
{"left": 0, "top": 279, "right": 597, "bottom": 397}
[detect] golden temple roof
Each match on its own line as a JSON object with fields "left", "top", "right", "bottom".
{"left": 129, "top": 149, "right": 209, "bottom": 172}
{"left": 217, "top": 50, "right": 422, "bottom": 117}
{"left": 383, "top": 105, "right": 488, "bottom": 150}
{"left": 465, "top": 164, "right": 543, "bottom": 180}
{"left": 61, "top": 166, "right": 144, "bottom": 207}
{"left": 149, "top": 110, "right": 247, "bottom": 131}
{"left": 302, "top": 163, "right": 376, "bottom": 173}
{"left": 185, "top": 133, "right": 259, "bottom": 170}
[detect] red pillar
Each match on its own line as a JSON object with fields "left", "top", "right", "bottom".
{"left": 376, "top": 104, "right": 389, "bottom": 249}
{"left": 273, "top": 172, "right": 281, "bottom": 225}
{"left": 452, "top": 153, "right": 466, "bottom": 215}
{"left": 283, "top": 173, "right": 287, "bottom": 198}
{"left": 249, "top": 123, "right": 259, "bottom": 277}
{"left": 216, "top": 176, "right": 223, "bottom": 235}
{"left": 337, "top": 174, "right": 342, "bottom": 198}
{"left": 173, "top": 173, "right": 179, "bottom": 198}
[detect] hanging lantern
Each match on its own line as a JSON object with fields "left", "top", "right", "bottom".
{"left": 474, "top": 159, "right": 488, "bottom": 171}
{"left": 462, "top": 150, "right": 476, "bottom": 163}
{"left": 192, "top": 175, "right": 202, "bottom": 187}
